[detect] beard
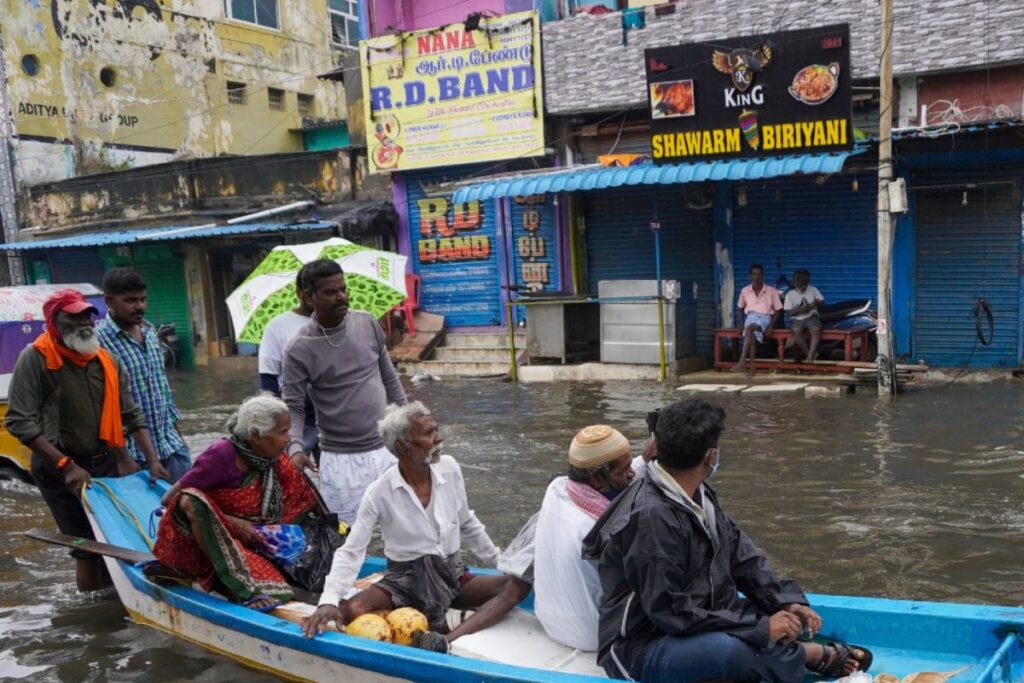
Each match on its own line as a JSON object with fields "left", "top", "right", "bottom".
{"left": 64, "top": 327, "right": 100, "bottom": 355}
{"left": 427, "top": 448, "right": 442, "bottom": 465}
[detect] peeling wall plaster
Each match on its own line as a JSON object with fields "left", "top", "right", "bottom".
{"left": 3, "top": 0, "right": 345, "bottom": 184}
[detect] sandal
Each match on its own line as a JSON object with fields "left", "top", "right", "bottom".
{"left": 242, "top": 594, "right": 283, "bottom": 613}
{"left": 411, "top": 630, "right": 450, "bottom": 654}
{"left": 809, "top": 642, "right": 873, "bottom": 678}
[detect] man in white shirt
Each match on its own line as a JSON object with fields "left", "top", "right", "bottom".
{"left": 532, "top": 425, "right": 643, "bottom": 652}
{"left": 257, "top": 271, "right": 318, "bottom": 455}
{"left": 783, "top": 268, "right": 825, "bottom": 362}
{"left": 301, "top": 401, "right": 529, "bottom": 652}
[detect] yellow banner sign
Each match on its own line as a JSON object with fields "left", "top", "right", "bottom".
{"left": 360, "top": 11, "right": 544, "bottom": 173}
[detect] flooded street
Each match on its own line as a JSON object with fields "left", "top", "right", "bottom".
{"left": 2, "top": 368, "right": 1024, "bottom": 680}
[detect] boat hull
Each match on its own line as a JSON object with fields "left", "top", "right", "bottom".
{"left": 83, "top": 473, "right": 1024, "bottom": 682}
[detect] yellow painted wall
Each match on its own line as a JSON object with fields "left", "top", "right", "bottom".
{"left": 2, "top": 0, "right": 345, "bottom": 181}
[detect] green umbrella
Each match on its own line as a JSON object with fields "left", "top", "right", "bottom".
{"left": 226, "top": 238, "right": 408, "bottom": 344}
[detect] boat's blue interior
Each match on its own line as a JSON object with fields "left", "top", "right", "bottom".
{"left": 84, "top": 473, "right": 1023, "bottom": 682}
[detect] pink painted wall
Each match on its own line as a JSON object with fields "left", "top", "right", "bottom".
{"left": 366, "top": 0, "right": 516, "bottom": 36}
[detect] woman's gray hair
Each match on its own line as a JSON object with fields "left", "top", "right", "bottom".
{"left": 226, "top": 394, "right": 290, "bottom": 441}
{"left": 378, "top": 401, "right": 431, "bottom": 453}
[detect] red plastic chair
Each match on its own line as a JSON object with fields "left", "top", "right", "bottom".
{"left": 388, "top": 273, "right": 420, "bottom": 337}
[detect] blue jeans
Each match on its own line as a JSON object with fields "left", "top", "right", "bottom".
{"left": 640, "top": 632, "right": 806, "bottom": 683}
{"left": 138, "top": 448, "right": 191, "bottom": 483}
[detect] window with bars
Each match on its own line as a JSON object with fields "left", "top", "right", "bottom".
{"left": 268, "top": 88, "right": 285, "bottom": 111}
{"left": 297, "top": 93, "right": 314, "bottom": 117}
{"left": 227, "top": 82, "right": 247, "bottom": 105}
{"left": 328, "top": 0, "right": 358, "bottom": 50}
{"left": 225, "top": 0, "right": 278, "bottom": 29}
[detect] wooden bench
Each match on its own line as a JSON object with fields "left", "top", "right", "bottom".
{"left": 713, "top": 327, "right": 871, "bottom": 370}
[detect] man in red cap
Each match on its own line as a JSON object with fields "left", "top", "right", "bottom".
{"left": 5, "top": 289, "right": 168, "bottom": 590}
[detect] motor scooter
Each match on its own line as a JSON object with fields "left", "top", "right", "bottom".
{"left": 801, "top": 299, "right": 877, "bottom": 361}
{"left": 157, "top": 323, "right": 180, "bottom": 369}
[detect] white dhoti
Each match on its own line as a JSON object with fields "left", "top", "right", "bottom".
{"left": 318, "top": 446, "right": 397, "bottom": 524}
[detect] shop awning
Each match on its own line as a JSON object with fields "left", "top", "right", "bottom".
{"left": 451, "top": 148, "right": 865, "bottom": 203}
{"left": 0, "top": 221, "right": 338, "bottom": 252}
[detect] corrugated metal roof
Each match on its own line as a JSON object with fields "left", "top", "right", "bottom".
{"left": 451, "top": 148, "right": 865, "bottom": 203}
{"left": 0, "top": 221, "right": 338, "bottom": 252}
{"left": 890, "top": 118, "right": 1024, "bottom": 141}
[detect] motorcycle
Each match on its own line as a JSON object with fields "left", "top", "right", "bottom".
{"left": 800, "top": 298, "right": 878, "bottom": 362}
{"left": 157, "top": 323, "right": 180, "bottom": 369}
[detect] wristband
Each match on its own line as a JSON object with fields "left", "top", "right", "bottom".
{"left": 56, "top": 456, "right": 71, "bottom": 471}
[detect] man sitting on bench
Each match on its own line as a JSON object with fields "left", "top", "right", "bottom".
{"left": 784, "top": 268, "right": 825, "bottom": 362}
{"left": 734, "top": 263, "right": 782, "bottom": 376}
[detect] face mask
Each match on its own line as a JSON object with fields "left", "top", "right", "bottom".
{"left": 707, "top": 448, "right": 720, "bottom": 478}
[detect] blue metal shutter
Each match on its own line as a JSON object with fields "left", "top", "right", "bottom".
{"left": 583, "top": 186, "right": 715, "bottom": 357}
{"left": 913, "top": 171, "right": 1020, "bottom": 367}
{"left": 733, "top": 174, "right": 878, "bottom": 305}
{"left": 509, "top": 196, "right": 560, "bottom": 323}
{"left": 46, "top": 249, "right": 106, "bottom": 286}
{"left": 405, "top": 168, "right": 502, "bottom": 327}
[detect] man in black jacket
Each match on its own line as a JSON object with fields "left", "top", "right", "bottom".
{"left": 582, "top": 399, "right": 871, "bottom": 682}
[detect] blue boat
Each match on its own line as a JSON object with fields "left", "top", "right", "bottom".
{"left": 82, "top": 473, "right": 1023, "bottom": 682}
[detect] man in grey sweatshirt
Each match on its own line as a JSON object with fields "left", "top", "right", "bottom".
{"left": 280, "top": 259, "right": 407, "bottom": 523}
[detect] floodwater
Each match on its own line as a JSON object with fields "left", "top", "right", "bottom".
{"left": 3, "top": 368, "right": 1024, "bottom": 681}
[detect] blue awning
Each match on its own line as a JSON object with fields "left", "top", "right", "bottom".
{"left": 452, "top": 148, "right": 865, "bottom": 203}
{"left": 0, "top": 220, "right": 338, "bottom": 252}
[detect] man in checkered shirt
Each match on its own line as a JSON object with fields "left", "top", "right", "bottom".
{"left": 96, "top": 268, "right": 189, "bottom": 482}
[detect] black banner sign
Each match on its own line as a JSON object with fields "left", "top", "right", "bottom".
{"left": 645, "top": 24, "right": 852, "bottom": 164}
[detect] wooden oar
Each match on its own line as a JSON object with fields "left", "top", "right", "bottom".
{"left": 24, "top": 528, "right": 348, "bottom": 630}
{"left": 25, "top": 529, "right": 155, "bottom": 563}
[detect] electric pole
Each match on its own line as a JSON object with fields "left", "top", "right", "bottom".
{"left": 0, "top": 33, "right": 25, "bottom": 285}
{"left": 876, "top": 0, "right": 897, "bottom": 395}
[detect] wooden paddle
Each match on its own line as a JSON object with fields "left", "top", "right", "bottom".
{"left": 25, "top": 529, "right": 155, "bottom": 564}
{"left": 23, "top": 529, "right": 384, "bottom": 631}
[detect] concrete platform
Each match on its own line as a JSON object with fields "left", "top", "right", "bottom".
{"left": 519, "top": 363, "right": 663, "bottom": 383}
{"left": 680, "top": 369, "right": 853, "bottom": 386}
{"left": 677, "top": 383, "right": 749, "bottom": 393}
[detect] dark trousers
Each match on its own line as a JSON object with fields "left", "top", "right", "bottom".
{"left": 640, "top": 632, "right": 807, "bottom": 683}
{"left": 31, "top": 451, "right": 119, "bottom": 558}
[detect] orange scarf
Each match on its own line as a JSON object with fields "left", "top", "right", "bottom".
{"left": 33, "top": 332, "right": 126, "bottom": 448}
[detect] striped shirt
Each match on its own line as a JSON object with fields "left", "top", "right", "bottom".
{"left": 96, "top": 313, "right": 187, "bottom": 462}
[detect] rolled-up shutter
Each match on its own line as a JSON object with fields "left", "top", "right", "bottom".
{"left": 913, "top": 171, "right": 1021, "bottom": 367}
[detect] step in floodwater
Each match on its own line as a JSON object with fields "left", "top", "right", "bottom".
{"left": 443, "top": 334, "right": 526, "bottom": 349}
{"left": 432, "top": 346, "right": 517, "bottom": 362}
{"left": 398, "top": 359, "right": 516, "bottom": 378}
{"left": 677, "top": 384, "right": 748, "bottom": 393}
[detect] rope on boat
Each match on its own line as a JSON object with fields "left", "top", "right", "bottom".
{"left": 82, "top": 480, "right": 156, "bottom": 550}
{"left": 972, "top": 632, "right": 1021, "bottom": 683}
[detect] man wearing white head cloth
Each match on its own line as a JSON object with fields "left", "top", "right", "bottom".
{"left": 531, "top": 425, "right": 650, "bottom": 651}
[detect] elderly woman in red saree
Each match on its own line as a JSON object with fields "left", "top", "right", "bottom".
{"left": 152, "top": 394, "right": 325, "bottom": 611}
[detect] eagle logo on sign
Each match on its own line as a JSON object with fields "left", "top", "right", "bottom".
{"left": 711, "top": 43, "right": 773, "bottom": 92}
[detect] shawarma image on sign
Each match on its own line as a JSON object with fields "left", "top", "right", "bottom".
{"left": 650, "top": 80, "right": 696, "bottom": 119}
